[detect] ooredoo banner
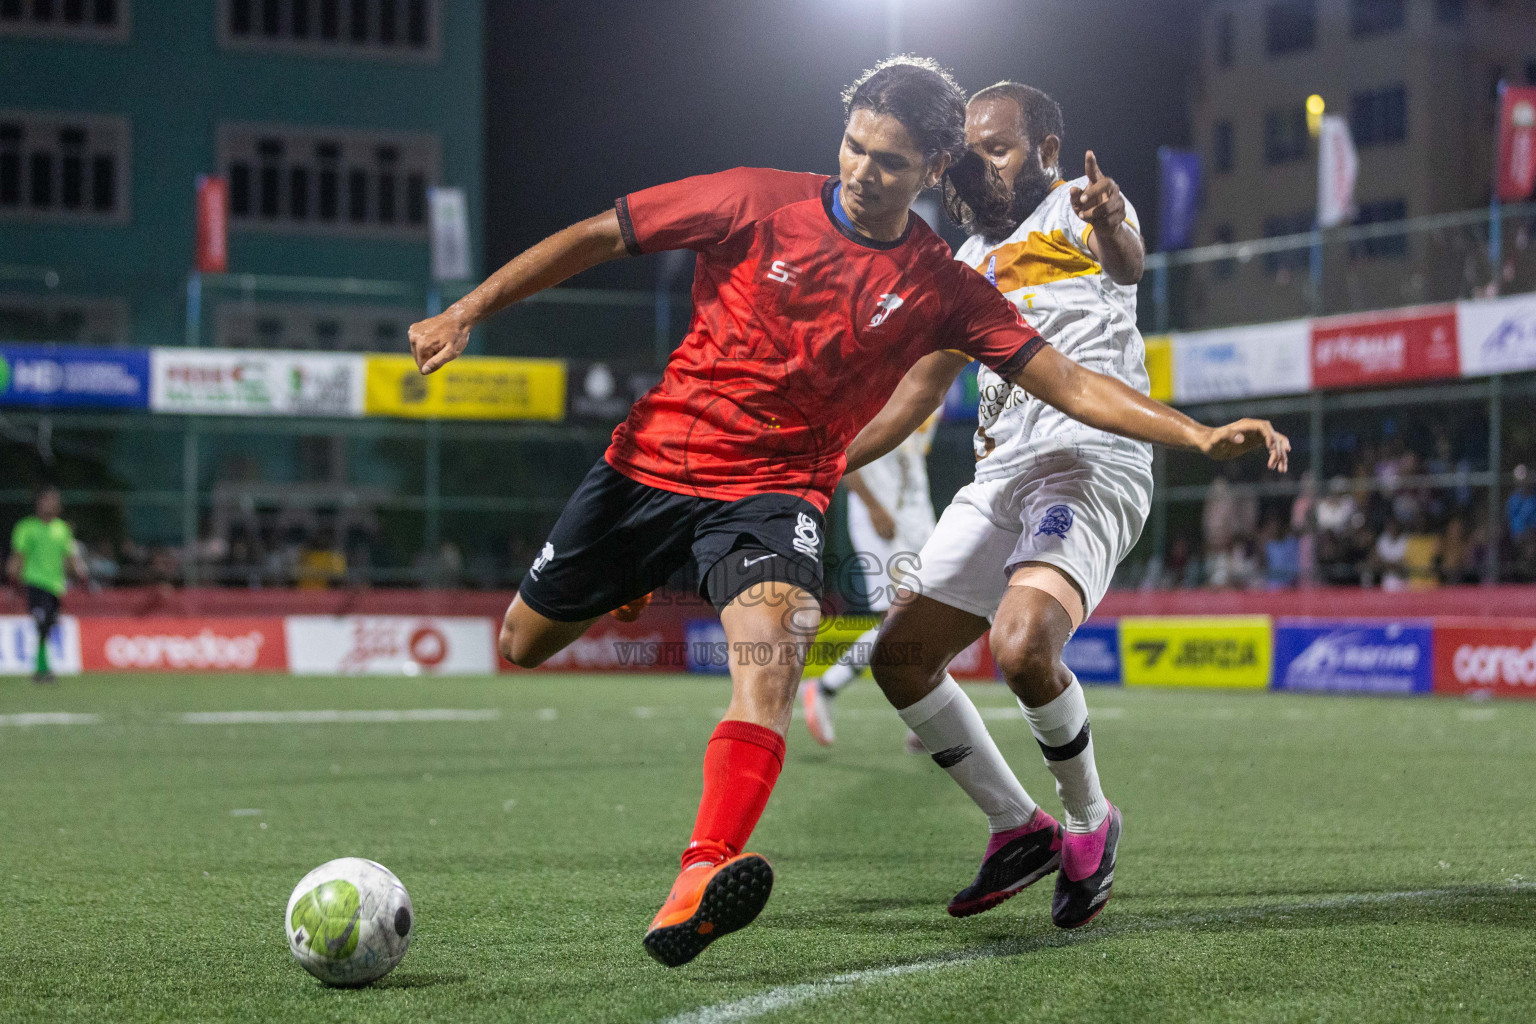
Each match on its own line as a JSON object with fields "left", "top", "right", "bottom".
{"left": 1310, "top": 307, "right": 1459, "bottom": 388}
{"left": 1433, "top": 619, "right": 1536, "bottom": 698}
{"left": 1272, "top": 619, "right": 1432, "bottom": 694}
{"left": 286, "top": 616, "right": 496, "bottom": 676}
{"left": 0, "top": 615, "right": 81, "bottom": 675}
{"left": 79, "top": 617, "right": 286, "bottom": 671}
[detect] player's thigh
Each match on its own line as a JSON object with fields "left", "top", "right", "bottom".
{"left": 498, "top": 595, "right": 599, "bottom": 669}
{"left": 874, "top": 591, "right": 990, "bottom": 709}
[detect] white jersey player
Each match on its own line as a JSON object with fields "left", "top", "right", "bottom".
{"left": 800, "top": 414, "right": 938, "bottom": 745}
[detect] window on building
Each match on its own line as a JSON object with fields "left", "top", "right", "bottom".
{"left": 1263, "top": 105, "right": 1309, "bottom": 164}
{"left": 1212, "top": 120, "right": 1234, "bottom": 173}
{"left": 215, "top": 301, "right": 418, "bottom": 352}
{"left": 1434, "top": 0, "right": 1465, "bottom": 24}
{"left": 1263, "top": 211, "right": 1312, "bottom": 273}
{"left": 1350, "top": 86, "right": 1407, "bottom": 147}
{"left": 220, "top": 124, "right": 437, "bottom": 238}
{"left": 0, "top": 0, "right": 127, "bottom": 39}
{"left": 0, "top": 296, "right": 128, "bottom": 344}
{"left": 1351, "top": 198, "right": 1407, "bottom": 260}
{"left": 220, "top": 0, "right": 437, "bottom": 60}
{"left": 1264, "top": 0, "right": 1315, "bottom": 56}
{"left": 1215, "top": 10, "right": 1234, "bottom": 67}
{"left": 0, "top": 112, "right": 130, "bottom": 222}
{"left": 1212, "top": 223, "right": 1236, "bottom": 280}
{"left": 1350, "top": 0, "right": 1404, "bottom": 37}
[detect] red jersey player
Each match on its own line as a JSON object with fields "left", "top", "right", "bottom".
{"left": 408, "top": 57, "right": 1289, "bottom": 967}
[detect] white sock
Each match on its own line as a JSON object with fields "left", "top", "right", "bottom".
{"left": 1018, "top": 674, "right": 1108, "bottom": 834}
{"left": 819, "top": 626, "right": 880, "bottom": 693}
{"left": 897, "top": 675, "right": 1037, "bottom": 833}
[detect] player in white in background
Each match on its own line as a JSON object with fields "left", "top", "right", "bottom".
{"left": 799, "top": 413, "right": 938, "bottom": 747}
{"left": 845, "top": 82, "right": 1288, "bottom": 929}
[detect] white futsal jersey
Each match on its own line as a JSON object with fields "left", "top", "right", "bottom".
{"left": 855, "top": 413, "right": 938, "bottom": 543}
{"left": 953, "top": 177, "right": 1153, "bottom": 482}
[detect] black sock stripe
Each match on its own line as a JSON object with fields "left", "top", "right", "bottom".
{"left": 1037, "top": 721, "right": 1091, "bottom": 762}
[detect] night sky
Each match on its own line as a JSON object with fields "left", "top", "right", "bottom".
{"left": 486, "top": 0, "right": 1199, "bottom": 288}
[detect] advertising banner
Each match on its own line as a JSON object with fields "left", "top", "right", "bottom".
{"left": 195, "top": 175, "right": 228, "bottom": 275}
{"left": 286, "top": 616, "right": 496, "bottom": 676}
{"left": 1316, "top": 114, "right": 1359, "bottom": 229}
{"left": 0, "top": 344, "right": 150, "bottom": 410}
{"left": 364, "top": 354, "right": 565, "bottom": 422}
{"left": 1156, "top": 148, "right": 1202, "bottom": 251}
{"left": 428, "top": 186, "right": 471, "bottom": 282}
{"left": 1063, "top": 621, "right": 1121, "bottom": 685}
{"left": 941, "top": 361, "right": 981, "bottom": 424}
{"left": 1272, "top": 619, "right": 1432, "bottom": 694}
{"left": 1455, "top": 292, "right": 1536, "bottom": 377}
{"left": 566, "top": 360, "right": 660, "bottom": 424}
{"left": 1172, "top": 321, "right": 1311, "bottom": 403}
{"left": 1119, "top": 615, "right": 1272, "bottom": 688}
{"left": 1433, "top": 619, "right": 1536, "bottom": 698}
{"left": 0, "top": 615, "right": 81, "bottom": 676}
{"left": 1495, "top": 84, "right": 1536, "bottom": 203}
{"left": 151, "top": 348, "right": 365, "bottom": 417}
{"left": 78, "top": 617, "right": 286, "bottom": 672}
{"left": 1311, "top": 306, "right": 1459, "bottom": 388}
{"left": 1142, "top": 335, "right": 1174, "bottom": 402}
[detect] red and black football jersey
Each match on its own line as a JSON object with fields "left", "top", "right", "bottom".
{"left": 607, "top": 166, "right": 1044, "bottom": 512}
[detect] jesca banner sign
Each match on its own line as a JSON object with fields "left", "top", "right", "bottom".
{"left": 1433, "top": 619, "right": 1536, "bottom": 698}
{"left": 1310, "top": 306, "right": 1459, "bottom": 389}
{"left": 1119, "top": 615, "right": 1272, "bottom": 688}
{"left": 1455, "top": 292, "right": 1536, "bottom": 377}
{"left": 151, "top": 349, "right": 365, "bottom": 417}
{"left": 0, "top": 344, "right": 150, "bottom": 410}
{"left": 1273, "top": 619, "right": 1432, "bottom": 694}
{"left": 1172, "top": 320, "right": 1311, "bottom": 403}
{"left": 363, "top": 354, "right": 566, "bottom": 422}
{"left": 286, "top": 616, "right": 497, "bottom": 676}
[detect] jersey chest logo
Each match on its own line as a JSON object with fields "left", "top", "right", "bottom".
{"left": 868, "top": 293, "right": 905, "bottom": 329}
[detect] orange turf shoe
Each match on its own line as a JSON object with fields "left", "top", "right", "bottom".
{"left": 642, "top": 853, "right": 774, "bottom": 967}
{"left": 610, "top": 592, "right": 653, "bottom": 623}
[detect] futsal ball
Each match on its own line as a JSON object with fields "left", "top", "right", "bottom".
{"left": 285, "top": 857, "right": 413, "bottom": 986}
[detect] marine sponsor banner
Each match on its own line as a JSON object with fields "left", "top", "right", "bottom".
{"left": 364, "top": 354, "right": 565, "bottom": 422}
{"left": 1455, "top": 292, "right": 1536, "bottom": 377}
{"left": 1171, "top": 321, "right": 1311, "bottom": 403}
{"left": 0, "top": 344, "right": 150, "bottom": 410}
{"left": 1433, "top": 619, "right": 1536, "bottom": 698}
{"left": 286, "top": 616, "right": 496, "bottom": 675}
{"left": 1310, "top": 306, "right": 1459, "bottom": 389}
{"left": 0, "top": 615, "right": 81, "bottom": 675}
{"left": 79, "top": 617, "right": 286, "bottom": 671}
{"left": 1063, "top": 621, "right": 1121, "bottom": 685}
{"left": 1119, "top": 615, "right": 1272, "bottom": 688}
{"left": 1272, "top": 619, "right": 1432, "bottom": 694}
{"left": 1141, "top": 335, "right": 1173, "bottom": 402}
{"left": 151, "top": 348, "right": 365, "bottom": 416}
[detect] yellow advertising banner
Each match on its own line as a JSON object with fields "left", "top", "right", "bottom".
{"left": 364, "top": 355, "right": 565, "bottom": 422}
{"left": 1142, "top": 334, "right": 1174, "bottom": 402}
{"left": 1119, "top": 616, "right": 1272, "bottom": 688}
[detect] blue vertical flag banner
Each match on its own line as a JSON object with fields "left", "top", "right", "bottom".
{"left": 0, "top": 344, "right": 151, "bottom": 410}
{"left": 1157, "top": 148, "right": 1203, "bottom": 251}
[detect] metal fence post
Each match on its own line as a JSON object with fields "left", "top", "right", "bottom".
{"left": 424, "top": 419, "right": 442, "bottom": 585}
{"left": 1486, "top": 375, "right": 1503, "bottom": 583}
{"left": 181, "top": 422, "right": 199, "bottom": 585}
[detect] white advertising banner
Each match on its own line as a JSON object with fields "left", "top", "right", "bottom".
{"left": 0, "top": 615, "right": 82, "bottom": 675}
{"left": 150, "top": 349, "right": 365, "bottom": 417}
{"left": 1172, "top": 319, "right": 1312, "bottom": 403}
{"left": 284, "top": 616, "right": 497, "bottom": 676}
{"left": 428, "top": 186, "right": 472, "bottom": 282}
{"left": 1455, "top": 292, "right": 1536, "bottom": 377}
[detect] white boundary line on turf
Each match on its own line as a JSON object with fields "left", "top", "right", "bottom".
{"left": 174, "top": 708, "right": 502, "bottom": 724}
{"left": 652, "top": 883, "right": 1536, "bottom": 1024}
{"left": 0, "top": 712, "right": 101, "bottom": 726}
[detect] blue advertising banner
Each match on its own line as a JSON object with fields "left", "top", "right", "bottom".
{"left": 685, "top": 618, "right": 730, "bottom": 675}
{"left": 1064, "top": 621, "right": 1121, "bottom": 685}
{"left": 941, "top": 360, "right": 980, "bottom": 423}
{"left": 0, "top": 344, "right": 150, "bottom": 410}
{"left": 1157, "top": 148, "right": 1203, "bottom": 251}
{"left": 1272, "top": 619, "right": 1433, "bottom": 694}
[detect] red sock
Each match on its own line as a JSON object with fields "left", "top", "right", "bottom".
{"left": 681, "top": 720, "right": 786, "bottom": 869}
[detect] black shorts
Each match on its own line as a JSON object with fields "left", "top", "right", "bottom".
{"left": 25, "top": 586, "right": 60, "bottom": 632}
{"left": 516, "top": 459, "right": 826, "bottom": 622}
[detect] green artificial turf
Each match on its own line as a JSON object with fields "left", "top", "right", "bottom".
{"left": 0, "top": 674, "right": 1531, "bottom": 1023}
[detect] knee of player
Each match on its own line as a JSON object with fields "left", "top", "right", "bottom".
{"left": 989, "top": 617, "right": 1058, "bottom": 686}
{"left": 498, "top": 624, "right": 546, "bottom": 670}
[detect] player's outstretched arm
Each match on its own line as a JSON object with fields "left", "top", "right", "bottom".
{"left": 1015, "top": 345, "right": 1291, "bottom": 470}
{"left": 408, "top": 210, "right": 631, "bottom": 374}
{"left": 845, "top": 350, "right": 971, "bottom": 473}
{"left": 1072, "top": 151, "right": 1144, "bottom": 286}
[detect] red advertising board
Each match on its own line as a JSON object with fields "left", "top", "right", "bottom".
{"left": 79, "top": 617, "right": 287, "bottom": 672}
{"left": 1433, "top": 619, "right": 1536, "bottom": 698}
{"left": 1311, "top": 306, "right": 1459, "bottom": 388}
{"left": 1496, "top": 85, "right": 1536, "bottom": 203}
{"left": 195, "top": 175, "right": 228, "bottom": 274}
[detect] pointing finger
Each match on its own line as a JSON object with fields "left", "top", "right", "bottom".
{"left": 1085, "top": 150, "right": 1101, "bottom": 183}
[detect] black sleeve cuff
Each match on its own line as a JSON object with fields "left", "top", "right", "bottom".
{"left": 615, "top": 196, "right": 642, "bottom": 257}
{"left": 990, "top": 335, "right": 1046, "bottom": 381}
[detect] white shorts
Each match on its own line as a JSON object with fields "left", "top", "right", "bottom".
{"left": 847, "top": 492, "right": 935, "bottom": 613}
{"left": 906, "top": 454, "right": 1152, "bottom": 622}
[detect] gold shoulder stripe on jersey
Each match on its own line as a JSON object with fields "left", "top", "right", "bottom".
{"left": 986, "top": 229, "right": 1102, "bottom": 291}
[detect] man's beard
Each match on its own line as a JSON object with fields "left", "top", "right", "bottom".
{"left": 957, "top": 158, "right": 1055, "bottom": 244}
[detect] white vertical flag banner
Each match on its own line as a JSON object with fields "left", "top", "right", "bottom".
{"left": 429, "top": 186, "right": 471, "bottom": 282}
{"left": 1317, "top": 114, "right": 1358, "bottom": 229}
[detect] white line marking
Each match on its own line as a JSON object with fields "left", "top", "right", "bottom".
{"left": 229, "top": 808, "right": 262, "bottom": 816}
{"left": 652, "top": 883, "right": 1536, "bottom": 1024}
{"left": 1458, "top": 708, "right": 1497, "bottom": 721}
{"left": 0, "top": 712, "right": 101, "bottom": 726}
{"left": 174, "top": 708, "right": 501, "bottom": 725}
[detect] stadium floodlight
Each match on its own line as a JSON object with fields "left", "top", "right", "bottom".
{"left": 1306, "top": 93, "right": 1326, "bottom": 136}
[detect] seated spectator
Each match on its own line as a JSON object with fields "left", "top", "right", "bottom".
{"left": 1261, "top": 519, "right": 1301, "bottom": 589}
{"left": 296, "top": 529, "right": 347, "bottom": 590}
{"left": 1368, "top": 518, "right": 1410, "bottom": 591}
{"left": 1438, "top": 516, "right": 1480, "bottom": 585}
{"left": 1314, "top": 477, "right": 1358, "bottom": 536}
{"left": 1402, "top": 515, "right": 1441, "bottom": 590}
{"left": 1208, "top": 537, "right": 1261, "bottom": 590}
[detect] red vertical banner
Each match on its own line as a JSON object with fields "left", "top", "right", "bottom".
{"left": 195, "top": 175, "right": 228, "bottom": 274}
{"left": 1496, "top": 86, "right": 1536, "bottom": 203}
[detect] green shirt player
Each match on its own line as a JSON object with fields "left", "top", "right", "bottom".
{"left": 6, "top": 486, "right": 88, "bottom": 683}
